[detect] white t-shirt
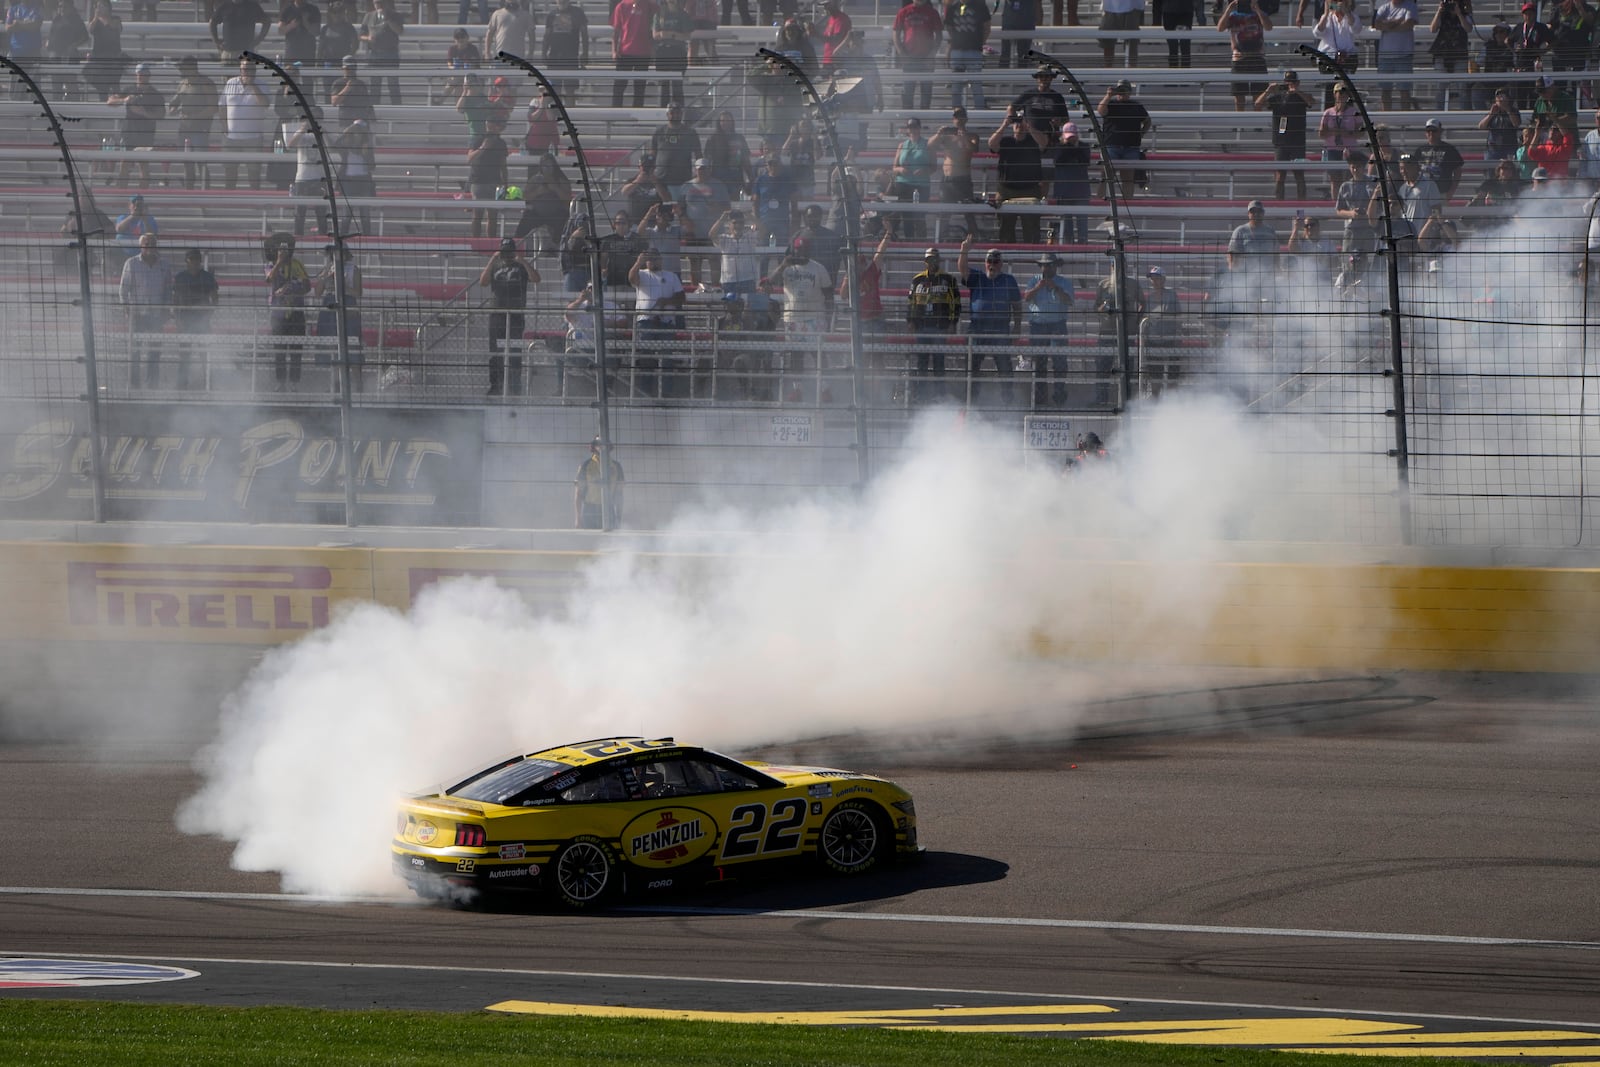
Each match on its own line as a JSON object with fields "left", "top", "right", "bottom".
{"left": 634, "top": 268, "right": 683, "bottom": 312}
{"left": 715, "top": 231, "right": 759, "bottom": 284}
{"left": 221, "top": 77, "right": 272, "bottom": 142}
{"left": 774, "top": 259, "right": 832, "bottom": 321}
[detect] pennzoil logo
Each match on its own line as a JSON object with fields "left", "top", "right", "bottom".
{"left": 622, "top": 808, "right": 714, "bottom": 868}
{"left": 413, "top": 820, "right": 438, "bottom": 844}
{"left": 66, "top": 560, "right": 331, "bottom": 633}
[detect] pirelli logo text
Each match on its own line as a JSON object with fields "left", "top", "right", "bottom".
{"left": 67, "top": 561, "right": 333, "bottom": 634}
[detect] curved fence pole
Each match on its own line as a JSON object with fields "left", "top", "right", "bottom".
{"left": 758, "top": 47, "right": 870, "bottom": 489}
{"left": 1027, "top": 49, "right": 1133, "bottom": 413}
{"left": 4, "top": 55, "right": 107, "bottom": 521}
{"left": 1298, "top": 44, "right": 1412, "bottom": 545}
{"left": 496, "top": 51, "right": 619, "bottom": 528}
{"left": 243, "top": 50, "right": 359, "bottom": 528}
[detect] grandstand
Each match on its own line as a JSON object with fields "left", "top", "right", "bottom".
{"left": 3, "top": 2, "right": 1600, "bottom": 540}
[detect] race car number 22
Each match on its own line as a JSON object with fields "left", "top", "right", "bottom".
{"left": 721, "top": 798, "right": 806, "bottom": 858}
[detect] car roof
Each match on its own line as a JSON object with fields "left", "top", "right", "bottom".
{"left": 527, "top": 736, "right": 693, "bottom": 768}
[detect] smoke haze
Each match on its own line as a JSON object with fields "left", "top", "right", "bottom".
{"left": 175, "top": 396, "right": 1363, "bottom": 897}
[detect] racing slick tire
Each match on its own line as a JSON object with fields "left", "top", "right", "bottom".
{"left": 817, "top": 800, "right": 889, "bottom": 876}
{"left": 551, "top": 835, "right": 616, "bottom": 909}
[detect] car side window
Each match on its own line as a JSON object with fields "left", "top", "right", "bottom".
{"left": 632, "top": 758, "right": 724, "bottom": 798}
{"left": 559, "top": 768, "right": 630, "bottom": 803}
{"left": 712, "top": 763, "right": 767, "bottom": 791}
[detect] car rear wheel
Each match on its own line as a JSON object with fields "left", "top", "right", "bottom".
{"left": 818, "top": 800, "right": 887, "bottom": 875}
{"left": 552, "top": 836, "right": 615, "bottom": 909}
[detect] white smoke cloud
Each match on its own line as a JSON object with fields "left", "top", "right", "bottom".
{"left": 177, "top": 396, "right": 1361, "bottom": 897}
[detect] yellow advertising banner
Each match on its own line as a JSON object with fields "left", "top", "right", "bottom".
{"left": 3, "top": 541, "right": 1599, "bottom": 671}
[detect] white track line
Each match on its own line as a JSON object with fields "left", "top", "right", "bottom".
{"left": 3, "top": 946, "right": 1600, "bottom": 1034}
{"left": 2, "top": 885, "right": 1597, "bottom": 951}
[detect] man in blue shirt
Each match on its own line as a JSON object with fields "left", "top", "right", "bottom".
{"left": 1023, "top": 251, "right": 1074, "bottom": 408}
{"left": 4, "top": 0, "right": 42, "bottom": 66}
{"left": 957, "top": 233, "right": 1021, "bottom": 405}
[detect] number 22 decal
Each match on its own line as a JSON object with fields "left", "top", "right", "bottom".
{"left": 722, "top": 798, "right": 807, "bottom": 858}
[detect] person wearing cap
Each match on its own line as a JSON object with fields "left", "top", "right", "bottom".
{"left": 888, "top": 117, "right": 933, "bottom": 239}
{"left": 758, "top": 236, "right": 834, "bottom": 400}
{"left": 1022, "top": 251, "right": 1074, "bottom": 407}
{"left": 167, "top": 58, "right": 218, "bottom": 190}
{"left": 1527, "top": 110, "right": 1577, "bottom": 176}
{"left": 1511, "top": 2, "right": 1551, "bottom": 107}
{"left": 1218, "top": 0, "right": 1271, "bottom": 112}
{"left": 220, "top": 57, "right": 272, "bottom": 190}
{"left": 1533, "top": 74, "right": 1579, "bottom": 133}
{"left": 114, "top": 193, "right": 158, "bottom": 256}
{"left": 171, "top": 248, "right": 218, "bottom": 390}
{"left": 650, "top": 102, "right": 700, "bottom": 192}
{"left": 467, "top": 116, "right": 510, "bottom": 237}
{"left": 1254, "top": 70, "right": 1314, "bottom": 201}
{"left": 210, "top": 0, "right": 271, "bottom": 61}
{"left": 1478, "top": 86, "right": 1522, "bottom": 163}
{"left": 1466, "top": 156, "right": 1525, "bottom": 212}
{"left": 1370, "top": 0, "right": 1417, "bottom": 111}
{"left": 796, "top": 204, "right": 842, "bottom": 280}
{"left": 574, "top": 437, "right": 624, "bottom": 529}
{"left": 265, "top": 236, "right": 311, "bottom": 390}
{"left": 929, "top": 108, "right": 981, "bottom": 232}
{"left": 1428, "top": 0, "right": 1473, "bottom": 111}
{"left": 710, "top": 208, "right": 760, "bottom": 304}
{"left": 906, "top": 245, "right": 962, "bottom": 403}
{"left": 280, "top": 0, "right": 321, "bottom": 68}
{"left": 118, "top": 234, "right": 172, "bottom": 389}
{"left": 989, "top": 105, "right": 1048, "bottom": 244}
{"left": 1334, "top": 149, "right": 1378, "bottom": 254}
{"left": 1011, "top": 66, "right": 1069, "bottom": 137}
{"left": 1140, "top": 264, "right": 1180, "bottom": 390}
{"left": 1098, "top": 78, "right": 1150, "bottom": 201}
{"left": 1097, "top": 0, "right": 1142, "bottom": 69}
{"left": 1367, "top": 154, "right": 1440, "bottom": 246}
{"left": 1413, "top": 119, "right": 1465, "bottom": 198}
{"left": 1051, "top": 120, "right": 1092, "bottom": 243}
{"left": 954, "top": 235, "right": 1021, "bottom": 404}
{"left": 316, "top": 2, "right": 361, "bottom": 103}
{"left": 680, "top": 158, "right": 729, "bottom": 285}
{"left": 610, "top": 0, "right": 655, "bottom": 109}
{"left": 1227, "top": 199, "right": 1280, "bottom": 271}
{"left": 543, "top": 0, "right": 590, "bottom": 94}
{"left": 106, "top": 61, "right": 164, "bottom": 188}
{"left": 478, "top": 238, "right": 539, "bottom": 396}
{"left": 891, "top": 0, "right": 942, "bottom": 109}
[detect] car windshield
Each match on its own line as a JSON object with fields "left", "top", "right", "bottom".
{"left": 451, "top": 757, "right": 570, "bottom": 804}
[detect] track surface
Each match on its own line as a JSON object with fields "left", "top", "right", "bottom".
{"left": 2, "top": 671, "right": 1598, "bottom": 1048}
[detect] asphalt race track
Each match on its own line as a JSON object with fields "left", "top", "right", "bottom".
{"left": 3, "top": 671, "right": 1599, "bottom": 1060}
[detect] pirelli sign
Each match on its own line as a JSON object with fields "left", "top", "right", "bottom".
{"left": 0, "top": 544, "right": 593, "bottom": 645}
{"left": 0, "top": 545, "right": 372, "bottom": 644}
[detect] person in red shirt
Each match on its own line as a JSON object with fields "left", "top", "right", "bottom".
{"left": 611, "top": 0, "right": 655, "bottom": 108}
{"left": 892, "top": 0, "right": 942, "bottom": 109}
{"left": 818, "top": 0, "right": 852, "bottom": 67}
{"left": 1527, "top": 119, "right": 1576, "bottom": 177}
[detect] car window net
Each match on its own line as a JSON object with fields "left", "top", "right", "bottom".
{"left": 452, "top": 757, "right": 569, "bottom": 804}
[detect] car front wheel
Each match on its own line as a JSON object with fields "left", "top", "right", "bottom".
{"left": 552, "top": 836, "right": 615, "bottom": 908}
{"left": 818, "top": 800, "right": 887, "bottom": 875}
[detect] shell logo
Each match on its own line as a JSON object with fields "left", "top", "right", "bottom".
{"left": 413, "top": 820, "right": 438, "bottom": 844}
{"left": 622, "top": 807, "right": 715, "bottom": 869}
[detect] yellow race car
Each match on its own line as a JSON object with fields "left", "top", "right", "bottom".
{"left": 392, "top": 736, "right": 920, "bottom": 908}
